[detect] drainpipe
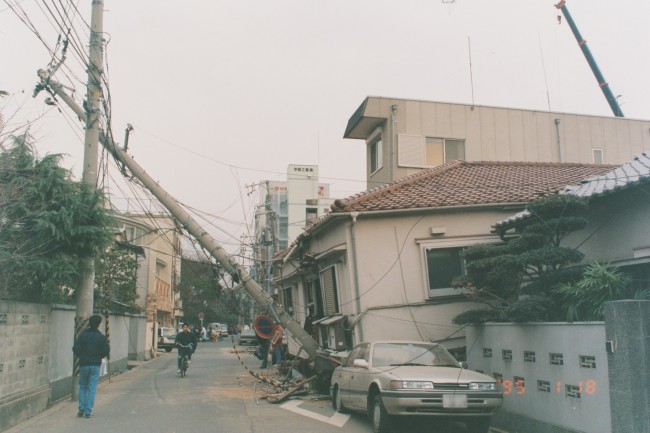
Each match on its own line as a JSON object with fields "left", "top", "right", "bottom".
{"left": 349, "top": 212, "right": 364, "bottom": 343}
{"left": 390, "top": 105, "right": 398, "bottom": 182}
{"left": 554, "top": 118, "right": 563, "bottom": 162}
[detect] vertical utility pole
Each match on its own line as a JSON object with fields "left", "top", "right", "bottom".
{"left": 264, "top": 181, "right": 275, "bottom": 296}
{"left": 73, "top": 0, "right": 104, "bottom": 400}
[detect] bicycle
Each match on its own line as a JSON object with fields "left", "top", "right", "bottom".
{"left": 177, "top": 343, "right": 193, "bottom": 378}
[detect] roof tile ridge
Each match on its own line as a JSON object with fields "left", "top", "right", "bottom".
{"left": 331, "top": 160, "right": 463, "bottom": 211}
{"left": 481, "top": 160, "right": 618, "bottom": 168}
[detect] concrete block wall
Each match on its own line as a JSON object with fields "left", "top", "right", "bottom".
{"left": 466, "top": 323, "right": 610, "bottom": 433}
{"left": 0, "top": 301, "right": 52, "bottom": 431}
{"left": 0, "top": 301, "right": 147, "bottom": 430}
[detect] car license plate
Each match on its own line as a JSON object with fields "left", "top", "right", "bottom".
{"left": 443, "top": 394, "right": 468, "bottom": 408}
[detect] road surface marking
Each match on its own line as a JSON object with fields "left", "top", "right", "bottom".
{"left": 280, "top": 400, "right": 350, "bottom": 427}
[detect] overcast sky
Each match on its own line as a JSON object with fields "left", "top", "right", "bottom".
{"left": 2, "top": 0, "right": 649, "bottom": 253}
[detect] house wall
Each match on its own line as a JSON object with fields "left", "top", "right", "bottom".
{"left": 280, "top": 206, "right": 524, "bottom": 350}
{"left": 566, "top": 185, "right": 650, "bottom": 267}
{"left": 360, "top": 97, "right": 650, "bottom": 186}
{"left": 466, "top": 323, "right": 610, "bottom": 433}
{"left": 349, "top": 208, "right": 515, "bottom": 347}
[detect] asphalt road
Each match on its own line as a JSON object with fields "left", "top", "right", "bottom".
{"left": 5, "top": 339, "right": 372, "bottom": 433}
{"left": 6, "top": 339, "right": 487, "bottom": 433}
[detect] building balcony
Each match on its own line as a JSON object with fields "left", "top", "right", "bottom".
{"left": 155, "top": 277, "right": 173, "bottom": 313}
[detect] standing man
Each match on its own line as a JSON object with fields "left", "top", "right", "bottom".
{"left": 174, "top": 323, "right": 197, "bottom": 374}
{"left": 271, "top": 324, "right": 284, "bottom": 366}
{"left": 72, "top": 314, "right": 110, "bottom": 418}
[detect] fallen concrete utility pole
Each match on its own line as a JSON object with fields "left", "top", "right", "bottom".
{"left": 103, "top": 134, "right": 320, "bottom": 360}
{"left": 36, "top": 76, "right": 320, "bottom": 361}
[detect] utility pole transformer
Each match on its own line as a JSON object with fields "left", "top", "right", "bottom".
{"left": 73, "top": 0, "right": 104, "bottom": 400}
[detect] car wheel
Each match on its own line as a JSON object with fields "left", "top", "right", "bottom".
{"left": 165, "top": 347, "right": 172, "bottom": 353}
{"left": 465, "top": 417, "right": 491, "bottom": 433}
{"left": 371, "top": 394, "right": 393, "bottom": 433}
{"left": 332, "top": 386, "right": 348, "bottom": 413}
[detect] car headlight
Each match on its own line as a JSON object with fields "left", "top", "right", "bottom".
{"left": 469, "top": 382, "right": 496, "bottom": 391}
{"left": 389, "top": 381, "right": 434, "bottom": 389}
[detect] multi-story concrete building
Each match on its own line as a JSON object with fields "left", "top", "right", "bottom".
{"left": 344, "top": 96, "right": 650, "bottom": 188}
{"left": 116, "top": 212, "right": 182, "bottom": 356}
{"left": 253, "top": 164, "right": 333, "bottom": 294}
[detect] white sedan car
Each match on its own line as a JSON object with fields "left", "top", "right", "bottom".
{"left": 330, "top": 341, "right": 502, "bottom": 433}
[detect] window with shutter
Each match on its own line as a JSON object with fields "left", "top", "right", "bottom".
{"left": 398, "top": 134, "right": 425, "bottom": 167}
{"left": 320, "top": 266, "right": 339, "bottom": 315}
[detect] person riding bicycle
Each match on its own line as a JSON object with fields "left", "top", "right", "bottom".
{"left": 174, "top": 323, "right": 197, "bottom": 374}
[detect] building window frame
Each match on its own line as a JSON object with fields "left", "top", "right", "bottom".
{"left": 319, "top": 265, "right": 340, "bottom": 315}
{"left": 418, "top": 236, "right": 499, "bottom": 298}
{"left": 424, "top": 246, "right": 465, "bottom": 295}
{"left": 593, "top": 148, "right": 604, "bottom": 164}
{"left": 283, "top": 286, "right": 294, "bottom": 316}
{"left": 368, "top": 127, "right": 383, "bottom": 175}
{"left": 370, "top": 138, "right": 383, "bottom": 175}
{"left": 398, "top": 134, "right": 465, "bottom": 168}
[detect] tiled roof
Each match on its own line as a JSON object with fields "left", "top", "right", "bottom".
{"left": 494, "top": 151, "right": 650, "bottom": 229}
{"left": 330, "top": 160, "right": 615, "bottom": 213}
{"left": 562, "top": 151, "right": 650, "bottom": 197}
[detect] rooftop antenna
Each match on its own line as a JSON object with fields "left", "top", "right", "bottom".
{"left": 468, "top": 36, "right": 475, "bottom": 110}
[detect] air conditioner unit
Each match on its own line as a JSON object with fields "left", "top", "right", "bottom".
{"left": 327, "top": 325, "right": 348, "bottom": 351}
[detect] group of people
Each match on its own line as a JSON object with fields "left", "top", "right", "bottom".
{"left": 72, "top": 315, "right": 299, "bottom": 418}
{"left": 71, "top": 318, "right": 199, "bottom": 419}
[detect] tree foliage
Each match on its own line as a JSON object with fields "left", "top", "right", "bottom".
{"left": 0, "top": 133, "right": 115, "bottom": 303}
{"left": 178, "top": 257, "right": 248, "bottom": 327}
{"left": 95, "top": 243, "right": 141, "bottom": 314}
{"left": 554, "top": 263, "right": 650, "bottom": 322}
{"left": 453, "top": 194, "right": 589, "bottom": 324}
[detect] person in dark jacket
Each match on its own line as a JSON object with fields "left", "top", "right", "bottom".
{"left": 174, "top": 323, "right": 197, "bottom": 374}
{"left": 72, "top": 314, "right": 110, "bottom": 418}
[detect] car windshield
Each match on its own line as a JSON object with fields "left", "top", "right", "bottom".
{"left": 372, "top": 343, "right": 459, "bottom": 367}
{"left": 242, "top": 330, "right": 255, "bottom": 336}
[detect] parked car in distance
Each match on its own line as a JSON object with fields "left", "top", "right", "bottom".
{"left": 238, "top": 329, "right": 257, "bottom": 346}
{"left": 219, "top": 323, "right": 229, "bottom": 336}
{"left": 330, "top": 341, "right": 502, "bottom": 433}
{"left": 208, "top": 323, "right": 221, "bottom": 339}
{"left": 157, "top": 327, "right": 177, "bottom": 352}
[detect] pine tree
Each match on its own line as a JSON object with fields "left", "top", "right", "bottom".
{"left": 453, "top": 194, "right": 588, "bottom": 324}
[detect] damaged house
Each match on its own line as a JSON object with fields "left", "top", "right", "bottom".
{"left": 273, "top": 160, "right": 614, "bottom": 356}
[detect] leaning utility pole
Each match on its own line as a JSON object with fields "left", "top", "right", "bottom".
{"left": 264, "top": 181, "right": 275, "bottom": 295}
{"left": 35, "top": 1, "right": 320, "bottom": 361}
{"left": 35, "top": 82, "right": 321, "bottom": 360}
{"left": 73, "top": 0, "right": 104, "bottom": 400}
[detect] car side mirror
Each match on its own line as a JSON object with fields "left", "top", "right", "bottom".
{"left": 460, "top": 361, "right": 468, "bottom": 369}
{"left": 353, "top": 359, "right": 369, "bottom": 368}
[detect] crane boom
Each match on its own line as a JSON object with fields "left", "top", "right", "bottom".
{"left": 555, "top": 0, "right": 623, "bottom": 117}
